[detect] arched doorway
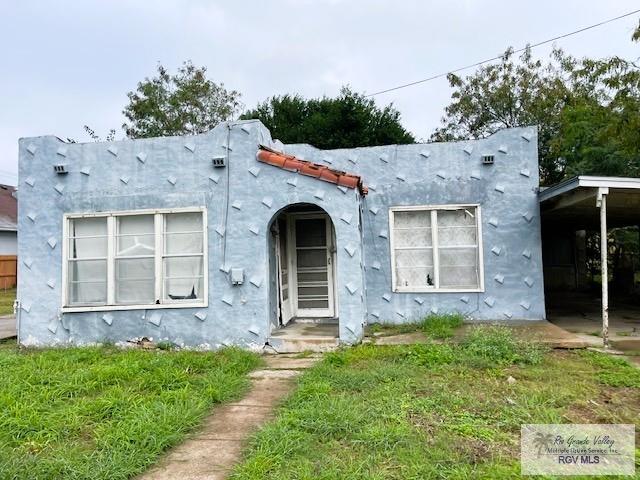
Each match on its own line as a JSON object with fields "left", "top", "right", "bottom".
{"left": 268, "top": 203, "right": 338, "bottom": 331}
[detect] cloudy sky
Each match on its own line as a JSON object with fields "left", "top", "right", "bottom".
{"left": 1, "top": 1, "right": 638, "bottom": 186}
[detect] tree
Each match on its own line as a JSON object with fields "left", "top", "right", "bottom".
{"left": 431, "top": 44, "right": 640, "bottom": 185}
{"left": 122, "top": 61, "right": 242, "bottom": 138}
{"left": 241, "top": 87, "right": 415, "bottom": 149}
{"left": 430, "top": 48, "right": 572, "bottom": 185}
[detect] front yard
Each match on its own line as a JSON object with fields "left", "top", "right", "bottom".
{"left": 0, "top": 340, "right": 261, "bottom": 479}
{"left": 232, "top": 326, "right": 640, "bottom": 479}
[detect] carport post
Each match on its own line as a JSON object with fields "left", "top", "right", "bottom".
{"left": 597, "top": 187, "right": 609, "bottom": 349}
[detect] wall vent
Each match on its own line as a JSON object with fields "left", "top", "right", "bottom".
{"left": 481, "top": 154, "right": 495, "bottom": 165}
{"left": 53, "top": 164, "right": 68, "bottom": 174}
{"left": 211, "top": 156, "right": 226, "bottom": 168}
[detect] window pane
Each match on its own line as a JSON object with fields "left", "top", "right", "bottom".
{"left": 69, "top": 237, "right": 107, "bottom": 259}
{"left": 165, "top": 212, "right": 203, "bottom": 233}
{"left": 394, "top": 228, "right": 432, "bottom": 248}
{"left": 163, "top": 256, "right": 203, "bottom": 300}
{"left": 394, "top": 211, "right": 430, "bottom": 229}
{"left": 437, "top": 209, "right": 477, "bottom": 246}
{"left": 117, "top": 215, "right": 155, "bottom": 256}
{"left": 70, "top": 217, "right": 107, "bottom": 259}
{"left": 71, "top": 217, "right": 107, "bottom": 237}
{"left": 68, "top": 259, "right": 107, "bottom": 304}
{"left": 297, "top": 249, "right": 327, "bottom": 268}
{"left": 165, "top": 232, "right": 203, "bottom": 255}
{"left": 115, "top": 258, "right": 155, "bottom": 304}
{"left": 395, "top": 248, "right": 435, "bottom": 288}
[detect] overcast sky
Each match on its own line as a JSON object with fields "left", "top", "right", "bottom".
{"left": 1, "top": 1, "right": 638, "bottom": 186}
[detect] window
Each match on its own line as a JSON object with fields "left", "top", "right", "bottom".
{"left": 63, "top": 208, "right": 207, "bottom": 311}
{"left": 389, "top": 205, "right": 483, "bottom": 292}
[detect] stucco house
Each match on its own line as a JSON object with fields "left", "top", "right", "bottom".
{"left": 16, "top": 120, "right": 545, "bottom": 349}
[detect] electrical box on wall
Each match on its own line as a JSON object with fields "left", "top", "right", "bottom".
{"left": 212, "top": 156, "right": 226, "bottom": 168}
{"left": 231, "top": 268, "right": 244, "bottom": 285}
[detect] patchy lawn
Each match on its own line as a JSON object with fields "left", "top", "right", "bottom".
{"left": 232, "top": 326, "right": 640, "bottom": 479}
{"left": 0, "top": 287, "right": 16, "bottom": 315}
{"left": 0, "top": 340, "right": 262, "bottom": 479}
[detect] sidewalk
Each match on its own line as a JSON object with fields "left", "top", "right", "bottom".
{"left": 139, "top": 354, "right": 320, "bottom": 480}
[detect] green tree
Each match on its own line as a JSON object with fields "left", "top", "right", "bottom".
{"left": 430, "top": 47, "right": 572, "bottom": 185}
{"left": 241, "top": 87, "right": 415, "bottom": 149}
{"left": 122, "top": 61, "right": 242, "bottom": 138}
{"left": 432, "top": 43, "right": 640, "bottom": 185}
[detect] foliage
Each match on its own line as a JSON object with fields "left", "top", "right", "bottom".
{"left": 231, "top": 342, "right": 638, "bottom": 479}
{"left": 0, "top": 287, "right": 15, "bottom": 315}
{"left": 0, "top": 342, "right": 260, "bottom": 479}
{"left": 431, "top": 40, "right": 640, "bottom": 185}
{"left": 420, "top": 312, "right": 463, "bottom": 339}
{"left": 122, "top": 61, "right": 242, "bottom": 138}
{"left": 241, "top": 86, "right": 415, "bottom": 149}
{"left": 580, "top": 350, "right": 640, "bottom": 388}
{"left": 462, "top": 325, "right": 546, "bottom": 367}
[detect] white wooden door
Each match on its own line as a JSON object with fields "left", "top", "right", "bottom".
{"left": 275, "top": 218, "right": 294, "bottom": 325}
{"left": 290, "top": 214, "right": 335, "bottom": 318}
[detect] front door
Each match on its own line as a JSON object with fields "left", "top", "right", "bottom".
{"left": 290, "top": 214, "right": 335, "bottom": 318}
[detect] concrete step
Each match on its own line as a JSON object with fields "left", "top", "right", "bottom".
{"left": 266, "top": 335, "right": 339, "bottom": 353}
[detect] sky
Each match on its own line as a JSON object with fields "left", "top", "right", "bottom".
{"left": 1, "top": 0, "right": 638, "bottom": 186}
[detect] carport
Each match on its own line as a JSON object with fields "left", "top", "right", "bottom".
{"left": 539, "top": 176, "right": 640, "bottom": 348}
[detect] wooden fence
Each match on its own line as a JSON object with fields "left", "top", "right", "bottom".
{"left": 0, "top": 255, "right": 17, "bottom": 289}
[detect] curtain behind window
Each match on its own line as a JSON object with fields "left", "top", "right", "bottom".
{"left": 163, "top": 213, "right": 204, "bottom": 300}
{"left": 69, "top": 217, "right": 108, "bottom": 304}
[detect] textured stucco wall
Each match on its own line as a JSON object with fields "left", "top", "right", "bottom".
{"left": 285, "top": 126, "right": 546, "bottom": 323}
{"left": 17, "top": 121, "right": 544, "bottom": 349}
{"left": 17, "top": 121, "right": 365, "bottom": 348}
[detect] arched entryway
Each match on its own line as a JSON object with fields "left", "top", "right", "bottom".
{"left": 267, "top": 203, "right": 339, "bottom": 341}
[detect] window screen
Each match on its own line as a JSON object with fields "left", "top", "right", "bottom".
{"left": 390, "top": 206, "right": 482, "bottom": 291}
{"left": 68, "top": 217, "right": 108, "bottom": 305}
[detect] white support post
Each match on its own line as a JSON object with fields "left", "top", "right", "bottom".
{"left": 597, "top": 188, "right": 609, "bottom": 349}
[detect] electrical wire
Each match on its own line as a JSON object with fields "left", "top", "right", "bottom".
{"left": 366, "top": 8, "right": 640, "bottom": 97}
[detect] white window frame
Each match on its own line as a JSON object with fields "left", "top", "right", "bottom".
{"left": 61, "top": 207, "right": 208, "bottom": 312}
{"left": 389, "top": 204, "right": 484, "bottom": 293}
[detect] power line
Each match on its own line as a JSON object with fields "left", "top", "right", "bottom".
{"left": 366, "top": 9, "right": 640, "bottom": 97}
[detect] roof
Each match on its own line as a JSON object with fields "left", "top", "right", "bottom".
{"left": 539, "top": 176, "right": 640, "bottom": 229}
{"left": 256, "top": 145, "right": 368, "bottom": 195}
{"left": 0, "top": 185, "right": 17, "bottom": 232}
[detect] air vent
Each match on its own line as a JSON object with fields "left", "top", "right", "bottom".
{"left": 53, "top": 164, "right": 68, "bottom": 174}
{"left": 481, "top": 154, "right": 495, "bottom": 165}
{"left": 211, "top": 156, "right": 226, "bottom": 168}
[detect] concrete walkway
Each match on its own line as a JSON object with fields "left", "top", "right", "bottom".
{"left": 139, "top": 354, "right": 320, "bottom": 480}
{"left": 0, "top": 315, "right": 16, "bottom": 340}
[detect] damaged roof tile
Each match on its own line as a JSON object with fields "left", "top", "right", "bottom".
{"left": 256, "top": 145, "right": 368, "bottom": 195}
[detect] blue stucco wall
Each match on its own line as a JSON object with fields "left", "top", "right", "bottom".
{"left": 285, "top": 126, "right": 545, "bottom": 323}
{"left": 17, "top": 121, "right": 544, "bottom": 348}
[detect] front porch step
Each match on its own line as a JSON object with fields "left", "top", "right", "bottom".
{"left": 266, "top": 336, "right": 339, "bottom": 353}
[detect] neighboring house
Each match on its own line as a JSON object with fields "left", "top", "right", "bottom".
{"left": 0, "top": 184, "right": 18, "bottom": 289}
{"left": 0, "top": 184, "right": 17, "bottom": 255}
{"left": 17, "top": 121, "right": 545, "bottom": 348}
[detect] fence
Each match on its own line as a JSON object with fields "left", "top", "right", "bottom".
{"left": 0, "top": 255, "right": 17, "bottom": 289}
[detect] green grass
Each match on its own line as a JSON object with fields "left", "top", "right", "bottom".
{"left": 367, "top": 313, "right": 464, "bottom": 340}
{"left": 0, "top": 341, "right": 261, "bottom": 479}
{"left": 0, "top": 287, "right": 16, "bottom": 315}
{"left": 232, "top": 327, "right": 639, "bottom": 479}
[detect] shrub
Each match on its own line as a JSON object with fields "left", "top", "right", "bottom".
{"left": 462, "top": 325, "right": 546, "bottom": 367}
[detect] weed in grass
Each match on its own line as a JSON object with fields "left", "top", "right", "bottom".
{"left": 419, "top": 313, "right": 463, "bottom": 339}
{"left": 580, "top": 350, "right": 640, "bottom": 388}
{"left": 462, "top": 325, "right": 546, "bottom": 367}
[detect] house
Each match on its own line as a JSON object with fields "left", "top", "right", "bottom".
{"left": 16, "top": 120, "right": 545, "bottom": 349}
{"left": 0, "top": 184, "right": 18, "bottom": 289}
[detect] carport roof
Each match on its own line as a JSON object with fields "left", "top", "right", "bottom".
{"left": 539, "top": 176, "right": 640, "bottom": 229}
